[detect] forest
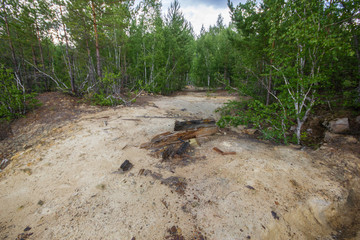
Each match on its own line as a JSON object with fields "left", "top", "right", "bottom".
{"left": 1, "top": 0, "right": 359, "bottom": 144}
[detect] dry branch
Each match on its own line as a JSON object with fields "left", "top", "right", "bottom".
{"left": 174, "top": 118, "right": 216, "bottom": 131}
{"left": 213, "top": 147, "right": 236, "bottom": 156}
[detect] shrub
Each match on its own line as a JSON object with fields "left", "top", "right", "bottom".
{"left": 0, "top": 66, "right": 38, "bottom": 121}
{"left": 88, "top": 93, "right": 123, "bottom": 106}
{"left": 217, "top": 99, "right": 295, "bottom": 144}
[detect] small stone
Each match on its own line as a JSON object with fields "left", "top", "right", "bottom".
{"left": 245, "top": 185, "right": 255, "bottom": 190}
{"left": 24, "top": 226, "right": 31, "bottom": 232}
{"left": 271, "top": 211, "right": 280, "bottom": 220}
{"left": 120, "top": 160, "right": 133, "bottom": 172}
{"left": 328, "top": 118, "right": 349, "bottom": 133}
{"left": 169, "top": 226, "right": 178, "bottom": 234}
{"left": 243, "top": 128, "right": 258, "bottom": 135}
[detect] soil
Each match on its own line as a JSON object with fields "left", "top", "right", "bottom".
{"left": 0, "top": 91, "right": 359, "bottom": 240}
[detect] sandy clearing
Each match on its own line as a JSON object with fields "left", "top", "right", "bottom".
{"left": 0, "top": 91, "right": 359, "bottom": 240}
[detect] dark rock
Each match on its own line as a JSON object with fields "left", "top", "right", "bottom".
{"left": 120, "top": 160, "right": 133, "bottom": 172}
{"left": 245, "top": 185, "right": 255, "bottom": 190}
{"left": 271, "top": 211, "right": 280, "bottom": 220}
{"left": 23, "top": 226, "right": 31, "bottom": 232}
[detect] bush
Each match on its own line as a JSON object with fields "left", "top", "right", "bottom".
{"left": 87, "top": 93, "right": 123, "bottom": 106}
{"left": 0, "top": 66, "right": 38, "bottom": 121}
{"left": 217, "top": 99, "right": 295, "bottom": 144}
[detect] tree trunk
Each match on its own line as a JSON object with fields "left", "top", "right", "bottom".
{"left": 121, "top": 50, "right": 127, "bottom": 93}
{"left": 2, "top": 3, "right": 18, "bottom": 71}
{"left": 266, "top": 40, "right": 275, "bottom": 106}
{"left": 30, "top": 45, "right": 38, "bottom": 88}
{"left": 143, "top": 41, "right": 147, "bottom": 84}
{"left": 85, "top": 38, "right": 95, "bottom": 89}
{"left": 266, "top": 68, "right": 272, "bottom": 105}
{"left": 91, "top": 0, "right": 102, "bottom": 78}
{"left": 34, "top": 19, "right": 49, "bottom": 90}
{"left": 353, "top": 34, "right": 360, "bottom": 102}
{"left": 150, "top": 42, "right": 155, "bottom": 85}
{"left": 35, "top": 24, "right": 45, "bottom": 71}
{"left": 60, "top": 5, "right": 75, "bottom": 94}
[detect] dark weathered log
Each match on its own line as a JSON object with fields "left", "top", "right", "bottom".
{"left": 162, "top": 145, "right": 175, "bottom": 160}
{"left": 176, "top": 141, "right": 190, "bottom": 155}
{"left": 140, "top": 127, "right": 218, "bottom": 150}
{"left": 174, "top": 118, "right": 216, "bottom": 131}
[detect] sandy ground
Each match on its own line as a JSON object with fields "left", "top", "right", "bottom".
{"left": 0, "top": 91, "right": 359, "bottom": 240}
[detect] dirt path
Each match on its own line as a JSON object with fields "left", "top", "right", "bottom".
{"left": 0, "top": 91, "right": 359, "bottom": 240}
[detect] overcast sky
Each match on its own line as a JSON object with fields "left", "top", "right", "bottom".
{"left": 135, "top": 0, "right": 243, "bottom": 35}
{"left": 161, "top": 0, "right": 244, "bottom": 35}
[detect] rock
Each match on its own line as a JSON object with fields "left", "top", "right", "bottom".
{"left": 271, "top": 211, "right": 280, "bottom": 220}
{"left": 328, "top": 118, "right": 349, "bottom": 133}
{"left": 243, "top": 128, "right": 258, "bottom": 135}
{"left": 120, "top": 160, "right": 133, "bottom": 172}
{"left": 24, "top": 226, "right": 31, "bottom": 232}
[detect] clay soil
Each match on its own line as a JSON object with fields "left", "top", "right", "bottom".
{"left": 0, "top": 91, "right": 359, "bottom": 240}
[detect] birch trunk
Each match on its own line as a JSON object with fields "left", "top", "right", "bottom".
{"left": 60, "top": 5, "right": 75, "bottom": 93}
{"left": 91, "top": 1, "right": 102, "bottom": 78}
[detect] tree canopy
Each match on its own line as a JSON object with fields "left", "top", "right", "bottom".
{"left": 1, "top": 0, "right": 359, "bottom": 144}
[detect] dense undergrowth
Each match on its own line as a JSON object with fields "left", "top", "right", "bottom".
{"left": 0, "top": 66, "right": 40, "bottom": 122}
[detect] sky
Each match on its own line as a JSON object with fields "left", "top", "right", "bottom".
{"left": 162, "top": 0, "right": 244, "bottom": 35}
{"left": 137, "top": 0, "right": 244, "bottom": 35}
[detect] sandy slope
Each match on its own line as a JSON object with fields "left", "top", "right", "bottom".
{"left": 0, "top": 91, "right": 359, "bottom": 240}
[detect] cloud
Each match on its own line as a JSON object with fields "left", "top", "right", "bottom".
{"left": 161, "top": 0, "right": 235, "bottom": 35}
{"left": 164, "top": 0, "right": 244, "bottom": 9}
{"left": 181, "top": 5, "right": 231, "bottom": 34}
{"left": 181, "top": 0, "right": 228, "bottom": 8}
{"left": 134, "top": 0, "right": 245, "bottom": 35}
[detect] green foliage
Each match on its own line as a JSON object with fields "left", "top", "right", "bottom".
{"left": 191, "top": 18, "right": 237, "bottom": 89}
{"left": 87, "top": 93, "right": 123, "bottom": 106}
{"left": 226, "top": 0, "right": 360, "bottom": 144}
{"left": 217, "top": 99, "right": 295, "bottom": 144}
{"left": 0, "top": 67, "right": 39, "bottom": 120}
{"left": 1, "top": 0, "right": 359, "bottom": 139}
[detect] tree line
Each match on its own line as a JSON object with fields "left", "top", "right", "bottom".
{"left": 1, "top": 0, "right": 359, "bottom": 144}
{"left": 218, "top": 0, "right": 360, "bottom": 144}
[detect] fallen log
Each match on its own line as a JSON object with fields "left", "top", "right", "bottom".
{"left": 174, "top": 118, "right": 216, "bottom": 131}
{"left": 140, "top": 127, "right": 218, "bottom": 150}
